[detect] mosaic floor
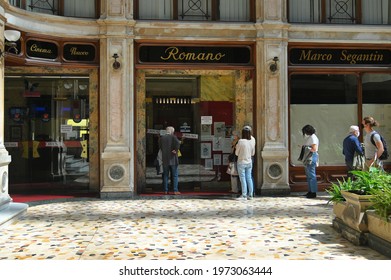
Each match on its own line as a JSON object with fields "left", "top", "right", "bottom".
{"left": 0, "top": 193, "right": 387, "bottom": 260}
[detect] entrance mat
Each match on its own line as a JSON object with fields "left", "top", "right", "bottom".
{"left": 10, "top": 193, "right": 98, "bottom": 203}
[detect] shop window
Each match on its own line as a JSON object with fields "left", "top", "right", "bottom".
{"left": 141, "top": 70, "right": 252, "bottom": 193}
{"left": 290, "top": 74, "right": 358, "bottom": 166}
{"left": 362, "top": 73, "right": 391, "bottom": 158}
{"left": 4, "top": 76, "right": 91, "bottom": 191}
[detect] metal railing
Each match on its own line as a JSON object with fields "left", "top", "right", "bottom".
{"left": 9, "top": 0, "right": 98, "bottom": 19}
{"left": 288, "top": 0, "right": 391, "bottom": 24}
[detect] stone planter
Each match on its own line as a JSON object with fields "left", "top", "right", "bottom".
{"left": 331, "top": 192, "right": 374, "bottom": 245}
{"left": 332, "top": 201, "right": 346, "bottom": 220}
{"left": 340, "top": 190, "right": 374, "bottom": 232}
{"left": 367, "top": 210, "right": 391, "bottom": 243}
{"left": 367, "top": 210, "right": 391, "bottom": 258}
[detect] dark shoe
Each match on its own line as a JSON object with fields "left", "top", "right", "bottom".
{"left": 306, "top": 192, "right": 316, "bottom": 198}
{"left": 302, "top": 192, "right": 311, "bottom": 196}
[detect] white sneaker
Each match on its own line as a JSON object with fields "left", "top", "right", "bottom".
{"left": 235, "top": 196, "right": 247, "bottom": 201}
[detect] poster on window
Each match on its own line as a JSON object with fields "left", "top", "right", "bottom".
{"left": 213, "top": 136, "right": 223, "bottom": 151}
{"left": 204, "top": 159, "right": 213, "bottom": 170}
{"left": 200, "top": 142, "right": 212, "bottom": 159}
{"left": 213, "top": 154, "right": 222, "bottom": 166}
{"left": 214, "top": 122, "right": 225, "bottom": 138}
{"left": 201, "top": 124, "right": 212, "bottom": 135}
{"left": 222, "top": 138, "right": 232, "bottom": 153}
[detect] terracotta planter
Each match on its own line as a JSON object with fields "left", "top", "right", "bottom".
{"left": 367, "top": 210, "right": 391, "bottom": 243}
{"left": 339, "top": 191, "right": 374, "bottom": 232}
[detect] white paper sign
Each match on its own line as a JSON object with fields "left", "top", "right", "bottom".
{"left": 182, "top": 133, "right": 198, "bottom": 139}
{"left": 147, "top": 129, "right": 160, "bottom": 135}
{"left": 201, "top": 116, "right": 213, "bottom": 125}
{"left": 61, "top": 125, "right": 73, "bottom": 133}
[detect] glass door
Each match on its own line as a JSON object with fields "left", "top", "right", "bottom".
{"left": 4, "top": 76, "right": 90, "bottom": 193}
{"left": 144, "top": 74, "right": 239, "bottom": 193}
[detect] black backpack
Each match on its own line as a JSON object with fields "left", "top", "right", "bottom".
{"left": 370, "top": 132, "right": 389, "bottom": 160}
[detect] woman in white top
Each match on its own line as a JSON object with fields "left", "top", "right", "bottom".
{"left": 301, "top": 124, "right": 319, "bottom": 199}
{"left": 235, "top": 127, "right": 255, "bottom": 200}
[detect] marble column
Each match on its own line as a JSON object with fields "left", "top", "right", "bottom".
{"left": 99, "top": 0, "right": 135, "bottom": 198}
{"left": 0, "top": 5, "right": 27, "bottom": 225}
{"left": 257, "top": 0, "right": 290, "bottom": 195}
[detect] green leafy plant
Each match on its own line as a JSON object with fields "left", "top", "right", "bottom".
{"left": 326, "top": 177, "right": 357, "bottom": 204}
{"left": 349, "top": 167, "right": 391, "bottom": 195}
{"left": 326, "top": 167, "right": 391, "bottom": 204}
{"left": 369, "top": 187, "right": 391, "bottom": 222}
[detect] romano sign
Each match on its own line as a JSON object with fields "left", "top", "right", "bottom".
{"left": 138, "top": 45, "right": 252, "bottom": 64}
{"left": 290, "top": 48, "right": 391, "bottom": 65}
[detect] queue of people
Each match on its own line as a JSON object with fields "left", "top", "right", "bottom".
{"left": 157, "top": 116, "right": 386, "bottom": 200}
{"left": 300, "top": 115, "right": 386, "bottom": 199}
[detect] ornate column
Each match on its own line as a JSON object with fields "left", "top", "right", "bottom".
{"left": 0, "top": 4, "right": 27, "bottom": 225}
{"left": 98, "top": 0, "right": 135, "bottom": 198}
{"left": 257, "top": 0, "right": 290, "bottom": 195}
{"left": 0, "top": 8, "right": 11, "bottom": 209}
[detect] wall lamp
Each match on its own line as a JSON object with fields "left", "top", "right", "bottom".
{"left": 269, "top": 56, "right": 279, "bottom": 72}
{"left": 0, "top": 30, "right": 21, "bottom": 57}
{"left": 112, "top": 53, "right": 121, "bottom": 69}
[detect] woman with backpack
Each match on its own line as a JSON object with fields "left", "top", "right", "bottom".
{"left": 362, "top": 116, "right": 386, "bottom": 171}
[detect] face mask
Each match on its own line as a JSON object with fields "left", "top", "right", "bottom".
{"left": 303, "top": 134, "right": 310, "bottom": 138}
{"left": 356, "top": 131, "right": 360, "bottom": 137}
{"left": 231, "top": 136, "right": 235, "bottom": 141}
{"left": 361, "top": 124, "right": 365, "bottom": 129}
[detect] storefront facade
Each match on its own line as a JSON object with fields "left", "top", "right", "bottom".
{"left": 288, "top": 44, "right": 391, "bottom": 190}
{"left": 1, "top": 0, "right": 390, "bottom": 211}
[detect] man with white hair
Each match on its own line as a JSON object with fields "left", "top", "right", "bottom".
{"left": 159, "top": 126, "right": 181, "bottom": 195}
{"left": 343, "top": 125, "right": 364, "bottom": 177}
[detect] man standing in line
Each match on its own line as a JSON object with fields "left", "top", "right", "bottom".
{"left": 343, "top": 125, "right": 364, "bottom": 177}
{"left": 159, "top": 126, "right": 181, "bottom": 195}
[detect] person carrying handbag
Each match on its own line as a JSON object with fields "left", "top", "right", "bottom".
{"left": 228, "top": 130, "right": 240, "bottom": 193}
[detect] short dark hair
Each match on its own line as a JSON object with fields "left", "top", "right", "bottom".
{"left": 242, "top": 128, "right": 251, "bottom": 140}
{"left": 302, "top": 124, "right": 316, "bottom": 135}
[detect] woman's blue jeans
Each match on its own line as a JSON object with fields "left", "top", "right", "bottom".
{"left": 304, "top": 152, "right": 318, "bottom": 193}
{"left": 237, "top": 162, "right": 253, "bottom": 197}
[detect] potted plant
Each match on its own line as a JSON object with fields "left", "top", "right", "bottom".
{"left": 326, "top": 177, "right": 357, "bottom": 204}
{"left": 367, "top": 187, "right": 391, "bottom": 243}
{"left": 327, "top": 167, "right": 391, "bottom": 244}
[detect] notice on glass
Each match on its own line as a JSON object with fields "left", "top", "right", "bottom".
{"left": 201, "top": 116, "right": 212, "bottom": 125}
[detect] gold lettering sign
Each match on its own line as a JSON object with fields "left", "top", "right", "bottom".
{"left": 292, "top": 48, "right": 389, "bottom": 65}
{"left": 70, "top": 47, "right": 89, "bottom": 56}
{"left": 63, "top": 44, "right": 96, "bottom": 62}
{"left": 26, "top": 39, "right": 58, "bottom": 59}
{"left": 30, "top": 44, "right": 52, "bottom": 54}
{"left": 340, "top": 50, "right": 383, "bottom": 64}
{"left": 160, "top": 46, "right": 226, "bottom": 62}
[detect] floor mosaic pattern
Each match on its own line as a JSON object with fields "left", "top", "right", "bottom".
{"left": 0, "top": 194, "right": 387, "bottom": 260}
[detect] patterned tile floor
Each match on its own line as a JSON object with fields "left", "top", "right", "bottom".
{"left": 0, "top": 193, "right": 388, "bottom": 260}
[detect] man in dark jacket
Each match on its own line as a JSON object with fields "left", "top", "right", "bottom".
{"left": 343, "top": 125, "right": 364, "bottom": 177}
{"left": 159, "top": 126, "right": 181, "bottom": 194}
